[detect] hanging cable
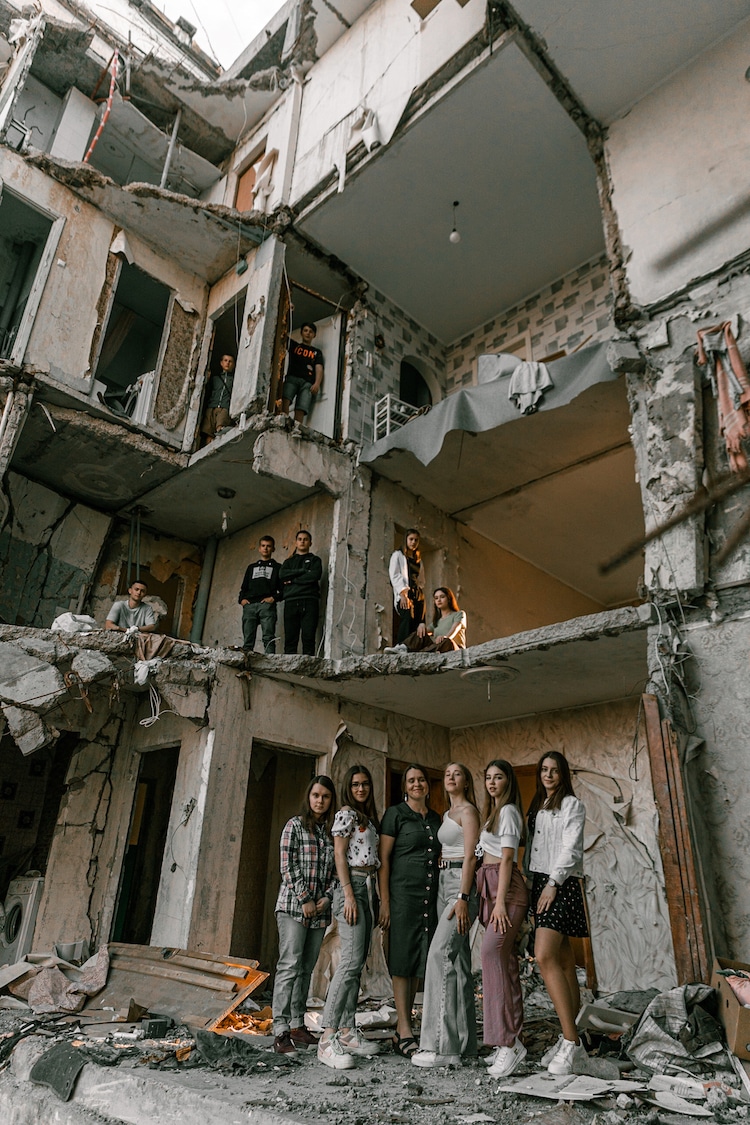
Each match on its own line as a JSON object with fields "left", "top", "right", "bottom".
{"left": 84, "top": 49, "right": 119, "bottom": 165}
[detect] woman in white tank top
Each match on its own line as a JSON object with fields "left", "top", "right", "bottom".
{"left": 412, "top": 762, "right": 479, "bottom": 1068}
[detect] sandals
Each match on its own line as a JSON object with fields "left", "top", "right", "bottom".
{"left": 392, "top": 1033, "right": 419, "bottom": 1058}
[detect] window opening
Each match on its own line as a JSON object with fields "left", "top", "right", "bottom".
{"left": 0, "top": 190, "right": 54, "bottom": 360}
{"left": 235, "top": 146, "right": 266, "bottom": 211}
{"left": 399, "top": 359, "right": 432, "bottom": 408}
{"left": 94, "top": 263, "right": 170, "bottom": 419}
{"left": 116, "top": 564, "right": 181, "bottom": 637}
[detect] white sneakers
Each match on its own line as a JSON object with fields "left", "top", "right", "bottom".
{"left": 540, "top": 1034, "right": 563, "bottom": 1067}
{"left": 338, "top": 1030, "right": 381, "bottom": 1057}
{"left": 412, "top": 1050, "right": 461, "bottom": 1067}
{"left": 547, "top": 1038, "right": 588, "bottom": 1075}
{"left": 487, "top": 1038, "right": 527, "bottom": 1078}
{"left": 383, "top": 644, "right": 408, "bottom": 654}
{"left": 317, "top": 1033, "right": 355, "bottom": 1070}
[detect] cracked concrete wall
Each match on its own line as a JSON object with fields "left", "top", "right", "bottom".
{"left": 451, "top": 697, "right": 677, "bottom": 993}
{"left": 366, "top": 476, "right": 603, "bottom": 653}
{"left": 0, "top": 471, "right": 111, "bottom": 628}
{"left": 606, "top": 19, "right": 750, "bottom": 309}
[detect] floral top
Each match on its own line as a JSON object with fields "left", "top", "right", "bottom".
{"left": 332, "top": 807, "right": 380, "bottom": 869}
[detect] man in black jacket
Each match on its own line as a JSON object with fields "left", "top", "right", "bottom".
{"left": 279, "top": 530, "right": 322, "bottom": 656}
{"left": 239, "top": 536, "right": 283, "bottom": 653}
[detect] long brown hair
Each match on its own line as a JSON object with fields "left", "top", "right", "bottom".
{"left": 299, "top": 774, "right": 337, "bottom": 834}
{"left": 527, "top": 751, "right": 575, "bottom": 818}
{"left": 402, "top": 528, "right": 421, "bottom": 562}
{"left": 341, "top": 763, "right": 380, "bottom": 830}
{"left": 432, "top": 586, "right": 460, "bottom": 627}
{"left": 443, "top": 762, "right": 477, "bottom": 809}
{"left": 481, "top": 759, "right": 524, "bottom": 837}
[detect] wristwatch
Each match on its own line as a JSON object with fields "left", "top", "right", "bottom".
{"left": 456, "top": 892, "right": 470, "bottom": 902}
{"left": 547, "top": 878, "right": 558, "bottom": 888}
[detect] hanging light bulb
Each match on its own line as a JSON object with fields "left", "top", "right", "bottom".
{"left": 449, "top": 200, "right": 461, "bottom": 244}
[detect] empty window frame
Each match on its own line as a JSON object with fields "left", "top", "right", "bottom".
{"left": 93, "top": 261, "right": 170, "bottom": 419}
{"left": 0, "top": 184, "right": 63, "bottom": 364}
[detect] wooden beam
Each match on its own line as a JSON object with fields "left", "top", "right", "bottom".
{"left": 642, "top": 693, "right": 711, "bottom": 983}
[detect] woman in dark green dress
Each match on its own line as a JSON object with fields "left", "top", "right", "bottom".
{"left": 378, "top": 763, "right": 441, "bottom": 1057}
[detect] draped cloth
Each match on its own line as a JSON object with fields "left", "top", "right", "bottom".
{"left": 697, "top": 322, "right": 750, "bottom": 472}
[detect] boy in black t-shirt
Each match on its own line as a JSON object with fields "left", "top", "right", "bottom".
{"left": 239, "top": 536, "right": 283, "bottom": 652}
{"left": 281, "top": 323, "right": 324, "bottom": 423}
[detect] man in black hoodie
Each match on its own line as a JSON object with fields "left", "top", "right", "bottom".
{"left": 239, "top": 536, "right": 283, "bottom": 653}
{"left": 279, "top": 530, "right": 322, "bottom": 656}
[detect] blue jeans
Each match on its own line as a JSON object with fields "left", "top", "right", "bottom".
{"left": 322, "top": 874, "right": 376, "bottom": 1029}
{"left": 272, "top": 912, "right": 325, "bottom": 1036}
{"left": 282, "top": 375, "right": 313, "bottom": 415}
{"left": 242, "top": 600, "right": 277, "bottom": 652}
{"left": 419, "top": 866, "right": 478, "bottom": 1057}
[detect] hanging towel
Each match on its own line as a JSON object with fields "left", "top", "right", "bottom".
{"left": 696, "top": 321, "right": 750, "bottom": 472}
{"left": 508, "top": 360, "right": 554, "bottom": 414}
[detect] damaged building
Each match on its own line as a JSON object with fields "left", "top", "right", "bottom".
{"left": 0, "top": 0, "right": 749, "bottom": 1022}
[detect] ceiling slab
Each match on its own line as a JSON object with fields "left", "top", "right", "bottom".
{"left": 513, "top": 0, "right": 750, "bottom": 123}
{"left": 256, "top": 606, "right": 648, "bottom": 728}
{"left": 297, "top": 40, "right": 604, "bottom": 342}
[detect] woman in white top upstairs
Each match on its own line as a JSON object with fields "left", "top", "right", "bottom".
{"left": 413, "top": 762, "right": 479, "bottom": 1068}
{"left": 525, "top": 751, "right": 588, "bottom": 1076}
{"left": 388, "top": 528, "right": 425, "bottom": 645}
{"left": 476, "top": 759, "right": 529, "bottom": 1078}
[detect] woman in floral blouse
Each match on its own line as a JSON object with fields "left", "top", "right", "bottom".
{"left": 272, "top": 774, "right": 337, "bottom": 1056}
{"left": 317, "top": 764, "right": 381, "bottom": 1070}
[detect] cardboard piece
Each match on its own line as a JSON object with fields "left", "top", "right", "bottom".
{"left": 497, "top": 1073, "right": 645, "bottom": 1102}
{"left": 711, "top": 957, "right": 750, "bottom": 1062}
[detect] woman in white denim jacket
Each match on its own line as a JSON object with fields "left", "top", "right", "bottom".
{"left": 525, "top": 751, "right": 588, "bottom": 1076}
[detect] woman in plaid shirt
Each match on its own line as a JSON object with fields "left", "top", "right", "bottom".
{"left": 272, "top": 774, "right": 337, "bottom": 1054}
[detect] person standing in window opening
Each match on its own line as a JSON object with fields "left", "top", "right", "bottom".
{"left": 239, "top": 535, "right": 283, "bottom": 653}
{"left": 317, "top": 765, "right": 382, "bottom": 1070}
{"left": 378, "top": 763, "right": 441, "bottom": 1058}
{"left": 388, "top": 529, "right": 425, "bottom": 646}
{"left": 525, "top": 751, "right": 588, "bottom": 1075}
{"left": 272, "top": 774, "right": 337, "bottom": 1056}
{"left": 280, "top": 530, "right": 323, "bottom": 655}
{"left": 200, "top": 353, "right": 236, "bottom": 442}
{"left": 385, "top": 587, "right": 466, "bottom": 654}
{"left": 476, "top": 759, "right": 529, "bottom": 1078}
{"left": 412, "top": 762, "right": 479, "bottom": 1068}
{"left": 281, "top": 322, "right": 324, "bottom": 423}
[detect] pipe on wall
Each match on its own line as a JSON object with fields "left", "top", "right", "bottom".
{"left": 189, "top": 536, "right": 217, "bottom": 644}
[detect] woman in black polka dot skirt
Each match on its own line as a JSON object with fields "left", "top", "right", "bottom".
{"left": 525, "top": 751, "right": 589, "bottom": 1076}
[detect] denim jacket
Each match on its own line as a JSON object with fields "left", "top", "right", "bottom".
{"left": 525, "top": 795, "right": 585, "bottom": 886}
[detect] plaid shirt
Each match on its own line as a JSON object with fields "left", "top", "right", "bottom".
{"left": 275, "top": 816, "right": 336, "bottom": 928}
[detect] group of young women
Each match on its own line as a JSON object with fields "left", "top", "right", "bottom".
{"left": 271, "top": 751, "right": 588, "bottom": 1078}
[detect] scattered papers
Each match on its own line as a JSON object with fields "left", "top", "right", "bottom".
{"left": 497, "top": 1072, "right": 646, "bottom": 1102}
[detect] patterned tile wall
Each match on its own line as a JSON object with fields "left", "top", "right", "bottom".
{"left": 443, "top": 254, "right": 613, "bottom": 393}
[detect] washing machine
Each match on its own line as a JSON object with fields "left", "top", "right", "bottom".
{"left": 0, "top": 874, "right": 44, "bottom": 966}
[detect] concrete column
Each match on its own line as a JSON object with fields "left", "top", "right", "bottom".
{"left": 324, "top": 465, "right": 372, "bottom": 659}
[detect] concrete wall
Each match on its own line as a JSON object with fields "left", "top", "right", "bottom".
{"left": 607, "top": 18, "right": 750, "bottom": 307}
{"left": 366, "top": 476, "right": 603, "bottom": 652}
{"left": 450, "top": 698, "right": 677, "bottom": 993}
{"left": 0, "top": 472, "right": 111, "bottom": 628}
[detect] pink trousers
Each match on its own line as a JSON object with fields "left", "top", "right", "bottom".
{"left": 477, "top": 863, "right": 528, "bottom": 1047}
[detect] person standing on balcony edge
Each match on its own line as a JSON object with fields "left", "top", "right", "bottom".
{"left": 200, "top": 353, "right": 236, "bottom": 442}
{"left": 281, "top": 322, "right": 324, "bottom": 424}
{"left": 280, "top": 530, "right": 323, "bottom": 655}
{"left": 239, "top": 535, "right": 283, "bottom": 653}
{"left": 388, "top": 528, "right": 425, "bottom": 645}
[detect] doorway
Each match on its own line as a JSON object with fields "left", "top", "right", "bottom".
{"left": 0, "top": 188, "right": 57, "bottom": 363}
{"left": 386, "top": 759, "right": 446, "bottom": 817}
{"left": 111, "top": 746, "right": 180, "bottom": 945}
{"left": 231, "top": 744, "right": 320, "bottom": 970}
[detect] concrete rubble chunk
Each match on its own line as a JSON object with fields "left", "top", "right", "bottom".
{"left": 606, "top": 339, "right": 645, "bottom": 374}
{"left": 2, "top": 705, "right": 59, "bottom": 756}
{"left": 70, "top": 650, "right": 115, "bottom": 684}
{"left": 0, "top": 643, "right": 66, "bottom": 711}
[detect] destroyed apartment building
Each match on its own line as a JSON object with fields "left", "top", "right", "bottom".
{"left": 0, "top": 0, "right": 749, "bottom": 1014}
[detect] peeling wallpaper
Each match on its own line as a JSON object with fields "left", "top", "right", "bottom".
{"left": 450, "top": 698, "right": 677, "bottom": 993}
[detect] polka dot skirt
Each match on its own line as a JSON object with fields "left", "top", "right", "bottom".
{"left": 530, "top": 872, "right": 589, "bottom": 937}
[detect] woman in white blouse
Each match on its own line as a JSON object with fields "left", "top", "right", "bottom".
{"left": 525, "top": 751, "right": 588, "bottom": 1076}
{"left": 476, "top": 759, "right": 529, "bottom": 1078}
{"left": 318, "top": 764, "right": 381, "bottom": 1070}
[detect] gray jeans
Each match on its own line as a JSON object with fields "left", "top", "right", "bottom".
{"left": 419, "top": 866, "right": 478, "bottom": 1057}
{"left": 272, "top": 912, "right": 325, "bottom": 1036}
{"left": 242, "top": 600, "right": 277, "bottom": 652}
{"left": 322, "top": 874, "right": 376, "bottom": 1030}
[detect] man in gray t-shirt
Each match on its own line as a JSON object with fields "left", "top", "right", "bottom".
{"left": 105, "top": 580, "right": 157, "bottom": 633}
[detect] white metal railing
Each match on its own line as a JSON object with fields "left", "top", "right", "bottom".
{"left": 373, "top": 393, "right": 422, "bottom": 441}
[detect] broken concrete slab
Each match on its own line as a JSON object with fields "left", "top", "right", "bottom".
{"left": 0, "top": 643, "right": 66, "bottom": 709}
{"left": 1, "top": 705, "right": 59, "bottom": 755}
{"left": 69, "top": 650, "right": 114, "bottom": 684}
